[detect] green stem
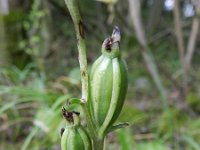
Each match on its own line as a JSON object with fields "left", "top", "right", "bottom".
{"left": 82, "top": 103, "right": 105, "bottom": 150}
{"left": 81, "top": 103, "right": 97, "bottom": 139}
{"left": 64, "top": 0, "right": 89, "bottom": 102}
{"left": 93, "top": 137, "right": 105, "bottom": 150}
{"left": 64, "top": 0, "right": 105, "bottom": 149}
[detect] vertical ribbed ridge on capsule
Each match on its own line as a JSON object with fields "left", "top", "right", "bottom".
{"left": 99, "top": 58, "right": 121, "bottom": 136}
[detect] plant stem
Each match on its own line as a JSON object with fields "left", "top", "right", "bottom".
{"left": 64, "top": 0, "right": 105, "bottom": 149}
{"left": 81, "top": 103, "right": 97, "bottom": 139}
{"left": 64, "top": 0, "right": 89, "bottom": 102}
{"left": 81, "top": 103, "right": 106, "bottom": 150}
{"left": 93, "top": 137, "right": 105, "bottom": 150}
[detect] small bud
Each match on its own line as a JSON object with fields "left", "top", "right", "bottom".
{"left": 61, "top": 111, "right": 91, "bottom": 150}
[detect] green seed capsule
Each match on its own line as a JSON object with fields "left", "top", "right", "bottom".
{"left": 61, "top": 125, "right": 91, "bottom": 150}
{"left": 89, "top": 27, "right": 128, "bottom": 136}
{"left": 61, "top": 110, "right": 91, "bottom": 150}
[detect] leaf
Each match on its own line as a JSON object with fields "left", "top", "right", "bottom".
{"left": 68, "top": 98, "right": 81, "bottom": 104}
{"left": 0, "top": 101, "right": 18, "bottom": 116}
{"left": 182, "top": 135, "right": 200, "bottom": 150}
{"left": 21, "top": 127, "right": 39, "bottom": 150}
{"left": 62, "top": 98, "right": 82, "bottom": 111}
{"left": 116, "top": 128, "right": 133, "bottom": 150}
{"left": 107, "top": 122, "right": 129, "bottom": 133}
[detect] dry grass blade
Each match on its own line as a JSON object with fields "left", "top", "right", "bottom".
{"left": 128, "top": 0, "right": 167, "bottom": 108}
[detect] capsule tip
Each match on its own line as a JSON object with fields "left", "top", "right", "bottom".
{"left": 112, "top": 26, "right": 121, "bottom": 43}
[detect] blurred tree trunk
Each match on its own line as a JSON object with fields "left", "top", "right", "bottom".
{"left": 0, "top": 0, "right": 10, "bottom": 66}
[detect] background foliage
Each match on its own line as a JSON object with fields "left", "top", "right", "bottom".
{"left": 1, "top": 0, "right": 200, "bottom": 149}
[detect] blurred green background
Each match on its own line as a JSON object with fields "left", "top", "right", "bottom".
{"left": 1, "top": 0, "right": 200, "bottom": 149}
